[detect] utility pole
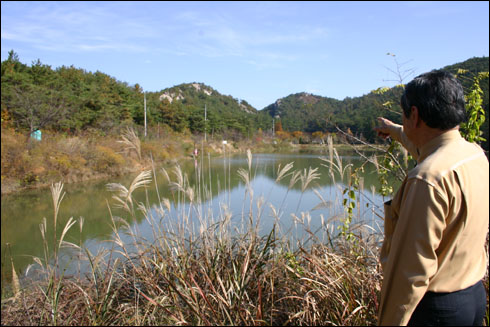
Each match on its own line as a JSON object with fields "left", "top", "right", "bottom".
{"left": 144, "top": 92, "right": 147, "bottom": 137}
{"left": 272, "top": 115, "right": 279, "bottom": 136}
{"left": 204, "top": 103, "right": 207, "bottom": 142}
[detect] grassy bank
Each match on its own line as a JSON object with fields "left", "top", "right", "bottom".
{"left": 1, "top": 126, "right": 376, "bottom": 196}
{"left": 1, "top": 148, "right": 488, "bottom": 326}
{"left": 1, "top": 127, "right": 240, "bottom": 195}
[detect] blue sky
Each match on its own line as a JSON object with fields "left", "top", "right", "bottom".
{"left": 1, "top": 1, "right": 489, "bottom": 109}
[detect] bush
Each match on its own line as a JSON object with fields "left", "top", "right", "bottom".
{"left": 20, "top": 172, "right": 39, "bottom": 187}
{"left": 1, "top": 129, "right": 29, "bottom": 177}
{"left": 93, "top": 145, "right": 125, "bottom": 172}
{"left": 141, "top": 141, "right": 170, "bottom": 163}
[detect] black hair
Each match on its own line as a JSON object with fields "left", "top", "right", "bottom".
{"left": 400, "top": 70, "right": 466, "bottom": 130}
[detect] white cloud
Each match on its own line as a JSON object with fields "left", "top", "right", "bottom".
{"left": 1, "top": 3, "right": 154, "bottom": 54}
{"left": 156, "top": 10, "right": 331, "bottom": 74}
{"left": 2, "top": 2, "right": 332, "bottom": 62}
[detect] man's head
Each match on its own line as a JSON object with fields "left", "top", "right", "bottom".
{"left": 401, "top": 70, "right": 466, "bottom": 131}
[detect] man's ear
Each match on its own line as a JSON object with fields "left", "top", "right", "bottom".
{"left": 410, "top": 106, "right": 422, "bottom": 128}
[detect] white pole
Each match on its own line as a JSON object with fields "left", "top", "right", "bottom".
{"left": 204, "top": 104, "right": 207, "bottom": 142}
{"left": 144, "top": 92, "right": 147, "bottom": 137}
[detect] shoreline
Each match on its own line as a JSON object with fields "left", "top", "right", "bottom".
{"left": 1, "top": 136, "right": 383, "bottom": 197}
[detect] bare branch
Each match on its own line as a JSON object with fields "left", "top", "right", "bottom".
{"left": 334, "top": 126, "right": 407, "bottom": 180}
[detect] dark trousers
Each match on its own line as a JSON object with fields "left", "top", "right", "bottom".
{"left": 408, "top": 280, "right": 486, "bottom": 326}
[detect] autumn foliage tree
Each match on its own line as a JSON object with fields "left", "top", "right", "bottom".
{"left": 312, "top": 131, "right": 324, "bottom": 143}
{"left": 274, "top": 119, "right": 283, "bottom": 132}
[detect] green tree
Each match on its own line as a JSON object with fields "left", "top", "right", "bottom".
{"left": 157, "top": 101, "right": 188, "bottom": 132}
{"left": 459, "top": 71, "right": 489, "bottom": 144}
{"left": 9, "top": 85, "right": 68, "bottom": 134}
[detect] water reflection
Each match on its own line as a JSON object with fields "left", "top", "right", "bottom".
{"left": 1, "top": 151, "right": 398, "bottom": 289}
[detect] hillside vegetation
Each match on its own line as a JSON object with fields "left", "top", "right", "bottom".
{"left": 1, "top": 50, "right": 266, "bottom": 140}
{"left": 2, "top": 51, "right": 488, "bottom": 145}
{"left": 262, "top": 57, "right": 489, "bottom": 147}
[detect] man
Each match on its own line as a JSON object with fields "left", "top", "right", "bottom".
{"left": 374, "top": 70, "right": 489, "bottom": 326}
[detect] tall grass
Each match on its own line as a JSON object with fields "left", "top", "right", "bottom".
{"left": 2, "top": 149, "right": 486, "bottom": 326}
{"left": 118, "top": 127, "right": 142, "bottom": 162}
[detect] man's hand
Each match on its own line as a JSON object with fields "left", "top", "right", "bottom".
{"left": 375, "top": 117, "right": 398, "bottom": 139}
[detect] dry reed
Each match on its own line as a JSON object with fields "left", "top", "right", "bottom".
{"left": 3, "top": 149, "right": 485, "bottom": 326}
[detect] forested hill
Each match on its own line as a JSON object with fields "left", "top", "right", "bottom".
{"left": 259, "top": 87, "right": 405, "bottom": 142}
{"left": 1, "top": 51, "right": 488, "bottom": 147}
{"left": 1, "top": 50, "right": 265, "bottom": 138}
{"left": 261, "top": 56, "right": 489, "bottom": 145}
{"left": 154, "top": 82, "right": 259, "bottom": 135}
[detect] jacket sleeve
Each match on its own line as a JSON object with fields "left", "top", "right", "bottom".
{"left": 390, "top": 125, "right": 419, "bottom": 161}
{"left": 378, "top": 178, "right": 448, "bottom": 325}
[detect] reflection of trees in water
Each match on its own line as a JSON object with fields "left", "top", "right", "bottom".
{"left": 179, "top": 152, "right": 396, "bottom": 193}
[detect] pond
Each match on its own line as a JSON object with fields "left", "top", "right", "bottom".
{"left": 1, "top": 150, "right": 399, "bottom": 292}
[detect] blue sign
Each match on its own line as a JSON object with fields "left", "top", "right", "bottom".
{"left": 31, "top": 129, "right": 42, "bottom": 141}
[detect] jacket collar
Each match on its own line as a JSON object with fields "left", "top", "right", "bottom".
{"left": 417, "top": 130, "right": 463, "bottom": 163}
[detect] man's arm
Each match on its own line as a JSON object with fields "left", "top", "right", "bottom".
{"left": 375, "top": 117, "right": 419, "bottom": 160}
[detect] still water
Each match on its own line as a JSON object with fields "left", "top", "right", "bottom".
{"left": 1, "top": 151, "right": 397, "bottom": 290}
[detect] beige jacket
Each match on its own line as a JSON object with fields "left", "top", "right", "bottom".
{"left": 378, "top": 127, "right": 489, "bottom": 326}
